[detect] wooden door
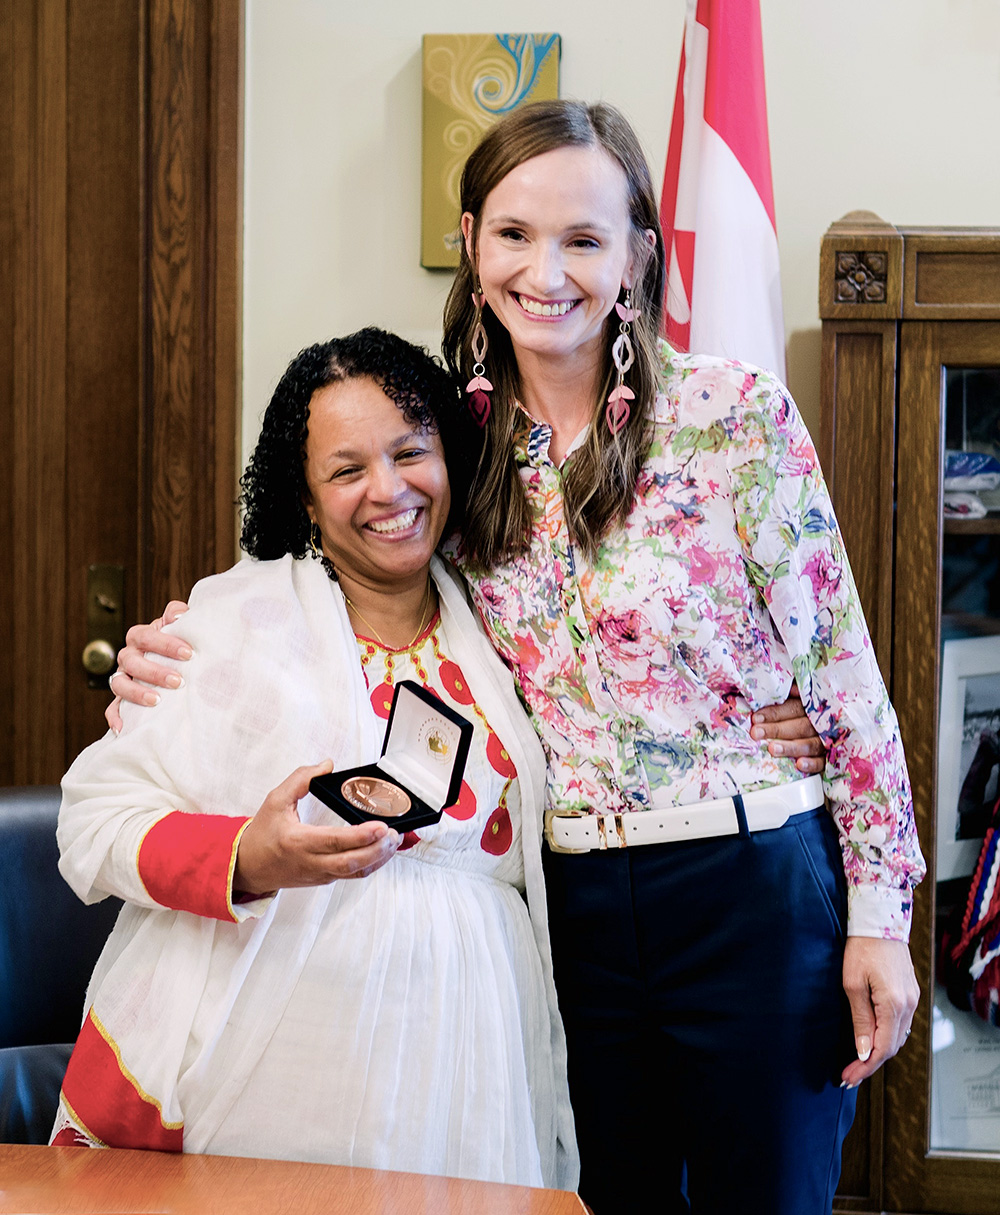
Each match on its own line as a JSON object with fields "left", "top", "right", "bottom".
{"left": 0, "top": 0, "right": 242, "bottom": 784}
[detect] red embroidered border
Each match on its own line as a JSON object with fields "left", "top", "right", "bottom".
{"left": 57, "top": 1010, "right": 183, "bottom": 1151}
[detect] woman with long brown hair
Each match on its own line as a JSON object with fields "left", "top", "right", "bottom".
{"left": 435, "top": 99, "right": 922, "bottom": 1215}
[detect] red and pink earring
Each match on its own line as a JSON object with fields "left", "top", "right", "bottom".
{"left": 607, "top": 289, "right": 638, "bottom": 436}
{"left": 466, "top": 285, "right": 492, "bottom": 427}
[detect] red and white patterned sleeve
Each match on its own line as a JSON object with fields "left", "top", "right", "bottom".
{"left": 57, "top": 633, "right": 274, "bottom": 925}
{"left": 58, "top": 770, "right": 268, "bottom": 922}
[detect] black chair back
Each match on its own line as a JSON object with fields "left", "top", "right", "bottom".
{"left": 0, "top": 785, "right": 121, "bottom": 1142}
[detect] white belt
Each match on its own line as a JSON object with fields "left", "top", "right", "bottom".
{"left": 543, "top": 774, "right": 824, "bottom": 855}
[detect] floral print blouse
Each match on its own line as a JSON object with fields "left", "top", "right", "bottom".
{"left": 450, "top": 344, "right": 925, "bottom": 941}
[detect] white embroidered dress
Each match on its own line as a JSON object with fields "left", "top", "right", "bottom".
{"left": 51, "top": 555, "right": 577, "bottom": 1191}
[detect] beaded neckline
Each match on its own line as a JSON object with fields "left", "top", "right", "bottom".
{"left": 351, "top": 611, "right": 441, "bottom": 655}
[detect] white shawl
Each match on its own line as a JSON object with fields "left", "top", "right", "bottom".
{"left": 56, "top": 554, "right": 577, "bottom": 1188}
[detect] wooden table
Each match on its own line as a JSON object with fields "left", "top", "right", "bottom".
{"left": 0, "top": 1145, "right": 587, "bottom": 1214}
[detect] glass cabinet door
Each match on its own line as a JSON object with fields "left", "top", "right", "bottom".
{"left": 931, "top": 365, "right": 1000, "bottom": 1155}
{"left": 891, "top": 322, "right": 1000, "bottom": 1212}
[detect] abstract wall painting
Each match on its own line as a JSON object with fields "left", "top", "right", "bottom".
{"left": 421, "top": 34, "right": 561, "bottom": 269}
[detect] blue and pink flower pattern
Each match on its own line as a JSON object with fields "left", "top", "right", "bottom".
{"left": 453, "top": 345, "right": 925, "bottom": 940}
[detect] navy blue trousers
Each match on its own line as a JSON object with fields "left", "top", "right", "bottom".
{"left": 543, "top": 807, "right": 857, "bottom": 1215}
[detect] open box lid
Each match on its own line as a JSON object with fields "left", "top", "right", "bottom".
{"left": 379, "top": 680, "right": 472, "bottom": 811}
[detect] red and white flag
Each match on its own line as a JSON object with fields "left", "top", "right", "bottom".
{"left": 660, "top": 0, "right": 786, "bottom": 379}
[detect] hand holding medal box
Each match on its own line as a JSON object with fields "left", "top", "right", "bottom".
{"left": 309, "top": 681, "right": 474, "bottom": 832}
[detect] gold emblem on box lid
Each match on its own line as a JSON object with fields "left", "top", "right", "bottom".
{"left": 419, "top": 718, "right": 451, "bottom": 762}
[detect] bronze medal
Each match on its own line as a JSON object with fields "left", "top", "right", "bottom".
{"left": 341, "top": 776, "right": 412, "bottom": 817}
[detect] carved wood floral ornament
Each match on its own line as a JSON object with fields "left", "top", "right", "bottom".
{"left": 835, "top": 251, "right": 889, "bottom": 304}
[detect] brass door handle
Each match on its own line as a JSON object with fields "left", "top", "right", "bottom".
{"left": 82, "top": 638, "right": 117, "bottom": 676}
{"left": 84, "top": 565, "right": 126, "bottom": 688}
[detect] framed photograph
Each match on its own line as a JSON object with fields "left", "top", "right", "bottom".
{"left": 937, "top": 636, "right": 1000, "bottom": 881}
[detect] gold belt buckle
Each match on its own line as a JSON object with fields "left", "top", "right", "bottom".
{"left": 614, "top": 813, "right": 628, "bottom": 848}
{"left": 597, "top": 813, "right": 628, "bottom": 849}
{"left": 543, "top": 808, "right": 590, "bottom": 855}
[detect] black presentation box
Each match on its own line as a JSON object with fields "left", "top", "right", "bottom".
{"left": 309, "top": 680, "right": 473, "bottom": 832}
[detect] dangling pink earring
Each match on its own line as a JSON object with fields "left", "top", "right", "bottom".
{"left": 607, "top": 289, "right": 638, "bottom": 436}
{"left": 466, "top": 285, "right": 492, "bottom": 427}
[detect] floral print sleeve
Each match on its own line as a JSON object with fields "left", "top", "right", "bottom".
{"left": 721, "top": 364, "right": 925, "bottom": 939}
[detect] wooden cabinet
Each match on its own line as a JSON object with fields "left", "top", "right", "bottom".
{"left": 822, "top": 214, "right": 1000, "bottom": 1213}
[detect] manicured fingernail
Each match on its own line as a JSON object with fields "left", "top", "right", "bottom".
{"left": 846, "top": 1082, "right": 859, "bottom": 1090}
{"left": 177, "top": 644, "right": 193, "bottom": 660}
{"left": 142, "top": 691, "right": 161, "bottom": 706}
{"left": 166, "top": 673, "right": 183, "bottom": 689}
{"left": 856, "top": 1036, "right": 872, "bottom": 1062}
{"left": 112, "top": 725, "right": 121, "bottom": 737}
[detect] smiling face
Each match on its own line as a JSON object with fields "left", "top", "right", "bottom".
{"left": 463, "top": 144, "right": 635, "bottom": 375}
{"left": 302, "top": 377, "right": 450, "bottom": 591}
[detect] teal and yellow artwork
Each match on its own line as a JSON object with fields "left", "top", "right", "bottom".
{"left": 421, "top": 33, "right": 561, "bottom": 269}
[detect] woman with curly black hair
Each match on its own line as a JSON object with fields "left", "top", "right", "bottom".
{"left": 239, "top": 327, "right": 476, "bottom": 565}
{"left": 50, "top": 328, "right": 578, "bottom": 1189}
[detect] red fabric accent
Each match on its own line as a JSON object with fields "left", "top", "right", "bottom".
{"left": 445, "top": 779, "right": 477, "bottom": 820}
{"left": 51, "top": 1125, "right": 94, "bottom": 1147}
{"left": 138, "top": 811, "right": 248, "bottom": 921}
{"left": 438, "top": 659, "right": 475, "bottom": 706}
{"left": 371, "top": 681, "right": 394, "bottom": 719}
{"left": 59, "top": 1011, "right": 183, "bottom": 1151}
{"left": 481, "top": 806, "right": 513, "bottom": 856}
{"left": 486, "top": 731, "right": 517, "bottom": 780}
{"left": 701, "top": 0, "right": 776, "bottom": 229}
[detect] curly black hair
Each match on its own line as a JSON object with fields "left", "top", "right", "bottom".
{"left": 240, "top": 327, "right": 478, "bottom": 561}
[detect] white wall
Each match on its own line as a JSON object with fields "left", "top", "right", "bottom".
{"left": 243, "top": 0, "right": 1000, "bottom": 467}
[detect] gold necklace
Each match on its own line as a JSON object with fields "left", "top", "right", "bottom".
{"left": 344, "top": 580, "right": 433, "bottom": 651}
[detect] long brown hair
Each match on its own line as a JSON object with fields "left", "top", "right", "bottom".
{"left": 442, "top": 100, "right": 666, "bottom": 568}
